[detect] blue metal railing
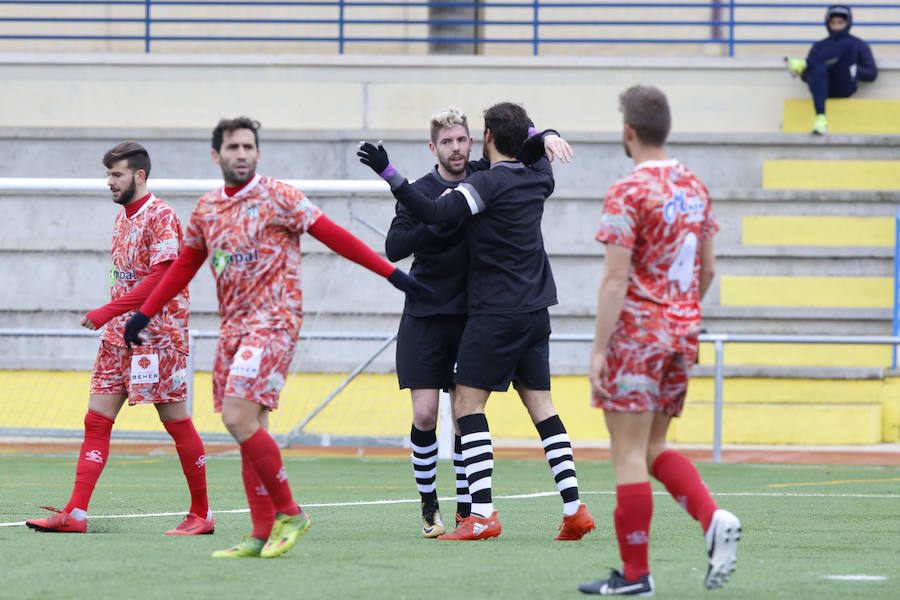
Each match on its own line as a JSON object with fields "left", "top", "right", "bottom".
{"left": 1, "top": 1, "right": 899, "bottom": 56}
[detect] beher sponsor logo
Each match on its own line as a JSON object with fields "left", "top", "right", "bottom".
{"left": 212, "top": 247, "right": 259, "bottom": 275}
{"left": 109, "top": 266, "right": 138, "bottom": 286}
{"left": 663, "top": 189, "right": 705, "bottom": 224}
{"left": 138, "top": 356, "right": 151, "bottom": 370}
{"left": 85, "top": 449, "right": 104, "bottom": 464}
{"left": 626, "top": 529, "right": 650, "bottom": 545}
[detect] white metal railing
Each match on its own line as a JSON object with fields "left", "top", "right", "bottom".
{"left": 2, "top": 328, "right": 899, "bottom": 461}
{"left": 0, "top": 178, "right": 390, "bottom": 194}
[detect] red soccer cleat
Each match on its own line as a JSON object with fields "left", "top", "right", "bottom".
{"left": 165, "top": 512, "right": 215, "bottom": 535}
{"left": 438, "top": 511, "right": 501, "bottom": 540}
{"left": 25, "top": 506, "right": 87, "bottom": 533}
{"left": 554, "top": 503, "right": 595, "bottom": 540}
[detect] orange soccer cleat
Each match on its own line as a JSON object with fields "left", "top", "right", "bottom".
{"left": 438, "top": 511, "right": 501, "bottom": 540}
{"left": 25, "top": 506, "right": 87, "bottom": 533}
{"left": 555, "top": 503, "right": 595, "bottom": 541}
{"left": 165, "top": 511, "right": 215, "bottom": 535}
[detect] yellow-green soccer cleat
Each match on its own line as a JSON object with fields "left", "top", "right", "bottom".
{"left": 211, "top": 535, "right": 266, "bottom": 558}
{"left": 811, "top": 114, "right": 828, "bottom": 135}
{"left": 260, "top": 510, "right": 311, "bottom": 558}
{"left": 784, "top": 56, "right": 807, "bottom": 78}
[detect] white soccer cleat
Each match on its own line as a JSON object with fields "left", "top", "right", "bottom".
{"left": 704, "top": 509, "right": 741, "bottom": 589}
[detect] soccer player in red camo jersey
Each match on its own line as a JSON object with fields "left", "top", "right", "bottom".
{"left": 123, "top": 117, "right": 427, "bottom": 559}
{"left": 578, "top": 86, "right": 740, "bottom": 596}
{"left": 25, "top": 142, "right": 212, "bottom": 536}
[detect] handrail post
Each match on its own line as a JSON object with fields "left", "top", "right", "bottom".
{"left": 893, "top": 203, "right": 900, "bottom": 368}
{"left": 144, "top": 0, "right": 151, "bottom": 53}
{"left": 728, "top": 0, "right": 735, "bottom": 57}
{"left": 187, "top": 331, "right": 196, "bottom": 417}
{"left": 532, "top": 0, "right": 539, "bottom": 56}
{"left": 338, "top": 0, "right": 345, "bottom": 54}
{"left": 713, "top": 337, "right": 725, "bottom": 463}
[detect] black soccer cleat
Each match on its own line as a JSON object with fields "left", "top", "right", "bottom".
{"left": 578, "top": 569, "right": 655, "bottom": 596}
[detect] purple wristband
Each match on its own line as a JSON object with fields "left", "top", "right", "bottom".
{"left": 527, "top": 126, "right": 538, "bottom": 137}
{"left": 380, "top": 163, "right": 397, "bottom": 180}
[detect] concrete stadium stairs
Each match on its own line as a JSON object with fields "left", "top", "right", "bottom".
{"left": 2, "top": 126, "right": 899, "bottom": 444}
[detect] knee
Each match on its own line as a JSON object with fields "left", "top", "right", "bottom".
{"left": 221, "top": 411, "right": 257, "bottom": 442}
{"left": 412, "top": 404, "right": 439, "bottom": 430}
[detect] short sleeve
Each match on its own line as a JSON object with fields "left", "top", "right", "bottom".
{"left": 184, "top": 202, "right": 208, "bottom": 252}
{"left": 700, "top": 206, "right": 720, "bottom": 241}
{"left": 148, "top": 207, "right": 182, "bottom": 266}
{"left": 595, "top": 183, "right": 637, "bottom": 249}
{"left": 278, "top": 184, "right": 323, "bottom": 233}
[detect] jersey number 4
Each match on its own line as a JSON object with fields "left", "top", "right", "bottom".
{"left": 667, "top": 232, "right": 697, "bottom": 293}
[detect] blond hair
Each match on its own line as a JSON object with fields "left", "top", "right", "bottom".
{"left": 430, "top": 106, "right": 469, "bottom": 143}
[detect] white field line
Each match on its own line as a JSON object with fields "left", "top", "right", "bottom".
{"left": 3, "top": 489, "right": 898, "bottom": 528}
{"left": 823, "top": 575, "right": 888, "bottom": 581}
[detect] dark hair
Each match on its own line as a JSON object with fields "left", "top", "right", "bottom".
{"left": 212, "top": 116, "right": 261, "bottom": 152}
{"left": 482, "top": 102, "right": 530, "bottom": 158}
{"left": 619, "top": 85, "right": 671, "bottom": 146}
{"left": 102, "top": 141, "right": 151, "bottom": 177}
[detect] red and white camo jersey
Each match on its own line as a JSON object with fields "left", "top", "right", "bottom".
{"left": 103, "top": 195, "right": 189, "bottom": 353}
{"left": 185, "top": 174, "right": 323, "bottom": 337}
{"left": 596, "top": 159, "right": 719, "bottom": 348}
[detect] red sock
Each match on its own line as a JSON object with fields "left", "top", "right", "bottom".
{"left": 651, "top": 449, "right": 718, "bottom": 531}
{"left": 242, "top": 447, "right": 276, "bottom": 539}
{"left": 163, "top": 417, "right": 209, "bottom": 517}
{"left": 240, "top": 428, "right": 300, "bottom": 516}
{"left": 64, "top": 410, "right": 115, "bottom": 513}
{"left": 614, "top": 481, "right": 653, "bottom": 582}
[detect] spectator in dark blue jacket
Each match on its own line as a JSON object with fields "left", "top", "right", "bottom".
{"left": 785, "top": 4, "right": 877, "bottom": 134}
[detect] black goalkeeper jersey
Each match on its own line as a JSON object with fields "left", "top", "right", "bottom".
{"left": 391, "top": 157, "right": 558, "bottom": 315}
{"left": 385, "top": 166, "right": 472, "bottom": 317}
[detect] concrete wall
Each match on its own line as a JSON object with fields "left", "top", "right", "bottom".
{"left": 1, "top": 54, "right": 899, "bottom": 137}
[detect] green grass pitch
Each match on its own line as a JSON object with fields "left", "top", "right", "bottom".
{"left": 2, "top": 452, "right": 898, "bottom": 599}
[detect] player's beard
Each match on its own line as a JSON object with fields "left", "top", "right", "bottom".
{"left": 438, "top": 152, "right": 467, "bottom": 177}
{"left": 113, "top": 176, "right": 137, "bottom": 206}
{"left": 221, "top": 157, "right": 257, "bottom": 187}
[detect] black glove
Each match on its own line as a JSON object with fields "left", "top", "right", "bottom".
{"left": 388, "top": 269, "right": 434, "bottom": 299}
{"left": 123, "top": 311, "right": 150, "bottom": 348}
{"left": 357, "top": 141, "right": 392, "bottom": 178}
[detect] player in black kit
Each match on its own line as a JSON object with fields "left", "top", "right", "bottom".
{"left": 362, "top": 102, "right": 595, "bottom": 542}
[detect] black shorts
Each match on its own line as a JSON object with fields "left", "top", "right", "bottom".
{"left": 396, "top": 313, "right": 467, "bottom": 390}
{"left": 454, "top": 308, "right": 551, "bottom": 392}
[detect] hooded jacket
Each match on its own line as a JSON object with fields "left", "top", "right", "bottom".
{"left": 806, "top": 4, "right": 877, "bottom": 82}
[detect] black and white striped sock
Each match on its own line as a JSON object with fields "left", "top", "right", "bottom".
{"left": 536, "top": 415, "right": 580, "bottom": 516}
{"left": 453, "top": 434, "right": 471, "bottom": 518}
{"left": 410, "top": 425, "right": 438, "bottom": 505}
{"left": 458, "top": 413, "right": 494, "bottom": 518}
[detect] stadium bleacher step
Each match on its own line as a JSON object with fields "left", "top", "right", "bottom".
{"left": 741, "top": 215, "right": 893, "bottom": 246}
{"left": 762, "top": 159, "right": 900, "bottom": 190}
{"left": 783, "top": 98, "right": 900, "bottom": 134}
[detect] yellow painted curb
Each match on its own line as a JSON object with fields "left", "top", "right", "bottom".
{"left": 697, "top": 342, "right": 892, "bottom": 368}
{"left": 720, "top": 275, "right": 892, "bottom": 307}
{"left": 763, "top": 160, "right": 900, "bottom": 191}
{"left": 742, "top": 216, "right": 893, "bottom": 246}
{"left": 783, "top": 98, "right": 900, "bottom": 134}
